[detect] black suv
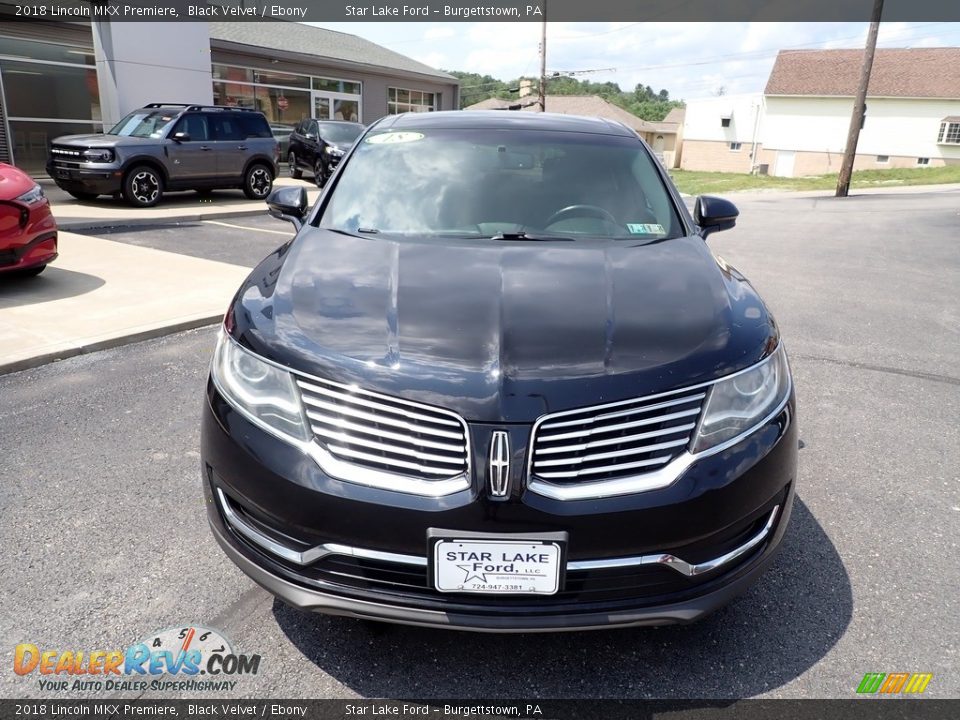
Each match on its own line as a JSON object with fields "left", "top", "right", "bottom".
{"left": 202, "top": 112, "right": 797, "bottom": 632}
{"left": 47, "top": 104, "right": 279, "bottom": 207}
{"left": 287, "top": 119, "right": 364, "bottom": 187}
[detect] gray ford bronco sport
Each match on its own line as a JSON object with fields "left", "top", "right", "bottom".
{"left": 47, "top": 103, "right": 279, "bottom": 207}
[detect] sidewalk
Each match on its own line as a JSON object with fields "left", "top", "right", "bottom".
{"left": 42, "top": 176, "right": 322, "bottom": 231}
{"left": 0, "top": 231, "right": 250, "bottom": 374}
{"left": 0, "top": 176, "right": 315, "bottom": 375}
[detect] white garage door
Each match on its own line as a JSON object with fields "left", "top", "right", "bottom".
{"left": 774, "top": 150, "right": 796, "bottom": 178}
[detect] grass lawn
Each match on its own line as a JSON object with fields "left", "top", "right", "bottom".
{"left": 668, "top": 165, "right": 960, "bottom": 196}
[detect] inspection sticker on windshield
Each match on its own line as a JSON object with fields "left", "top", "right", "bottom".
{"left": 627, "top": 223, "right": 665, "bottom": 235}
{"left": 366, "top": 131, "right": 424, "bottom": 145}
{"left": 433, "top": 539, "right": 562, "bottom": 595}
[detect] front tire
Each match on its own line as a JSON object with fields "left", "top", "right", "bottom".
{"left": 288, "top": 152, "right": 302, "bottom": 179}
{"left": 122, "top": 165, "right": 163, "bottom": 207}
{"left": 314, "top": 159, "right": 326, "bottom": 188}
{"left": 243, "top": 163, "right": 273, "bottom": 200}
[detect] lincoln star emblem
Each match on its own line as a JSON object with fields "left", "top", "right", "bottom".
{"left": 488, "top": 431, "right": 510, "bottom": 498}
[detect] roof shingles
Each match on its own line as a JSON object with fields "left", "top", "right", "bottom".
{"left": 764, "top": 48, "right": 960, "bottom": 99}
{"left": 465, "top": 95, "right": 656, "bottom": 132}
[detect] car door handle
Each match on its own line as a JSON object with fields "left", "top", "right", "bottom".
{"left": 238, "top": 145, "right": 248, "bottom": 151}
{"left": 199, "top": 145, "right": 212, "bottom": 151}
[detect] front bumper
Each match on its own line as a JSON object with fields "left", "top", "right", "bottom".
{"left": 202, "top": 383, "right": 797, "bottom": 631}
{"left": 47, "top": 161, "right": 123, "bottom": 195}
{"left": 0, "top": 199, "right": 58, "bottom": 272}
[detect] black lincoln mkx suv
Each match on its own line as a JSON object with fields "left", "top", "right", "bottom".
{"left": 201, "top": 111, "right": 797, "bottom": 632}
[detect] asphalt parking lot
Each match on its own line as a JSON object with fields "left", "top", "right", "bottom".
{"left": 1, "top": 190, "right": 958, "bottom": 700}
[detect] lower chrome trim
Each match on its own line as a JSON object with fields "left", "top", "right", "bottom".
{"left": 216, "top": 488, "right": 427, "bottom": 567}
{"left": 217, "top": 488, "right": 776, "bottom": 579}
{"left": 567, "top": 505, "right": 778, "bottom": 576}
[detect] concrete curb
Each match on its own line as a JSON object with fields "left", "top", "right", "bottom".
{"left": 56, "top": 207, "right": 270, "bottom": 231}
{"left": 0, "top": 315, "right": 220, "bottom": 376}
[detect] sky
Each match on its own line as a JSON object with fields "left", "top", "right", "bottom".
{"left": 313, "top": 21, "right": 960, "bottom": 101}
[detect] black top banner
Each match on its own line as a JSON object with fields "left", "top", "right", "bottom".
{"left": 1, "top": 0, "right": 959, "bottom": 22}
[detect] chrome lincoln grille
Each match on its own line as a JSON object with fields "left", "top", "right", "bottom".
{"left": 294, "top": 376, "right": 469, "bottom": 481}
{"left": 529, "top": 387, "right": 706, "bottom": 484}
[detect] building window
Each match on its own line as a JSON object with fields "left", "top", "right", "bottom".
{"left": 729, "top": 142, "right": 742, "bottom": 151}
{"left": 876, "top": 155, "right": 889, "bottom": 163}
{"left": 388, "top": 87, "right": 436, "bottom": 114}
{"left": 917, "top": 157, "right": 930, "bottom": 166}
{"left": 720, "top": 117, "right": 731, "bottom": 128}
{"left": 211, "top": 63, "right": 362, "bottom": 125}
{"left": 937, "top": 120, "right": 960, "bottom": 144}
{"left": 0, "top": 37, "right": 101, "bottom": 174}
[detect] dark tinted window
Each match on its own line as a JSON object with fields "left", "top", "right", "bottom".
{"left": 317, "top": 122, "right": 364, "bottom": 145}
{"left": 237, "top": 113, "right": 272, "bottom": 139}
{"left": 320, "top": 128, "right": 683, "bottom": 241}
{"left": 209, "top": 114, "right": 243, "bottom": 141}
{"left": 171, "top": 114, "right": 209, "bottom": 142}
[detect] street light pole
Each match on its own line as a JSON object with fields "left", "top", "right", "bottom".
{"left": 539, "top": 4, "right": 547, "bottom": 112}
{"left": 836, "top": 0, "right": 884, "bottom": 197}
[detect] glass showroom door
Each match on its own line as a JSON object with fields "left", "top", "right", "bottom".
{"left": 313, "top": 95, "right": 331, "bottom": 120}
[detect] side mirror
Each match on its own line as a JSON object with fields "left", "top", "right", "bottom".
{"left": 304, "top": 133, "right": 316, "bottom": 141}
{"left": 171, "top": 131, "right": 190, "bottom": 143}
{"left": 693, "top": 195, "right": 739, "bottom": 239}
{"left": 266, "top": 186, "right": 308, "bottom": 231}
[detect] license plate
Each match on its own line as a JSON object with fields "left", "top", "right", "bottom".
{"left": 432, "top": 538, "right": 563, "bottom": 595}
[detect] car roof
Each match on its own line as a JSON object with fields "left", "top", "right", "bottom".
{"left": 375, "top": 110, "right": 637, "bottom": 137}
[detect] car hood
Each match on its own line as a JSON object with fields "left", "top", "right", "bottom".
{"left": 52, "top": 133, "right": 156, "bottom": 148}
{"left": 233, "top": 231, "right": 779, "bottom": 422}
{"left": 0, "top": 163, "right": 35, "bottom": 201}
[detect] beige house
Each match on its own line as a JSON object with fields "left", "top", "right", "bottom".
{"left": 680, "top": 48, "right": 960, "bottom": 176}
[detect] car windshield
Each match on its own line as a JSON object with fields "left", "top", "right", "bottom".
{"left": 317, "top": 122, "right": 364, "bottom": 145}
{"left": 108, "top": 110, "right": 179, "bottom": 138}
{"left": 319, "top": 128, "right": 684, "bottom": 241}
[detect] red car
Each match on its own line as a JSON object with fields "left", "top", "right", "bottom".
{"left": 0, "top": 162, "right": 57, "bottom": 278}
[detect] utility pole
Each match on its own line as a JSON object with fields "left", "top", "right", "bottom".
{"left": 836, "top": 0, "right": 884, "bottom": 197}
{"left": 538, "top": 3, "right": 547, "bottom": 112}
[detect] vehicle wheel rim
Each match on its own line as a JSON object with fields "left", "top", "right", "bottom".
{"left": 315, "top": 162, "right": 324, "bottom": 183}
{"left": 250, "top": 167, "right": 271, "bottom": 197}
{"left": 288, "top": 153, "right": 296, "bottom": 176}
{"left": 132, "top": 171, "right": 159, "bottom": 204}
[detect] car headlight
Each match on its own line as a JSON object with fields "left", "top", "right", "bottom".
{"left": 692, "top": 345, "right": 791, "bottom": 453}
{"left": 323, "top": 146, "right": 344, "bottom": 157}
{"left": 210, "top": 333, "right": 310, "bottom": 442}
{"left": 15, "top": 184, "right": 45, "bottom": 205}
{"left": 82, "top": 148, "right": 114, "bottom": 163}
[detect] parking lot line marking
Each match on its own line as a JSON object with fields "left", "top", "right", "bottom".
{"left": 203, "top": 220, "right": 292, "bottom": 236}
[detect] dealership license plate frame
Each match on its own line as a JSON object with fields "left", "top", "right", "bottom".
{"left": 428, "top": 529, "right": 568, "bottom": 596}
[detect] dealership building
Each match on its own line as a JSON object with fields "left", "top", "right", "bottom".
{"left": 0, "top": 21, "right": 460, "bottom": 174}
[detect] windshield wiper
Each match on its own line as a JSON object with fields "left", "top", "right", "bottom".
{"left": 489, "top": 231, "right": 572, "bottom": 242}
{"left": 324, "top": 227, "right": 380, "bottom": 238}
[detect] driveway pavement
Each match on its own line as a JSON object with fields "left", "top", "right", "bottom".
{"left": 0, "top": 188, "right": 957, "bottom": 700}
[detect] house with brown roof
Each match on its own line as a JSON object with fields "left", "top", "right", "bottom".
{"left": 679, "top": 48, "right": 960, "bottom": 176}
{"left": 465, "top": 91, "right": 685, "bottom": 167}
